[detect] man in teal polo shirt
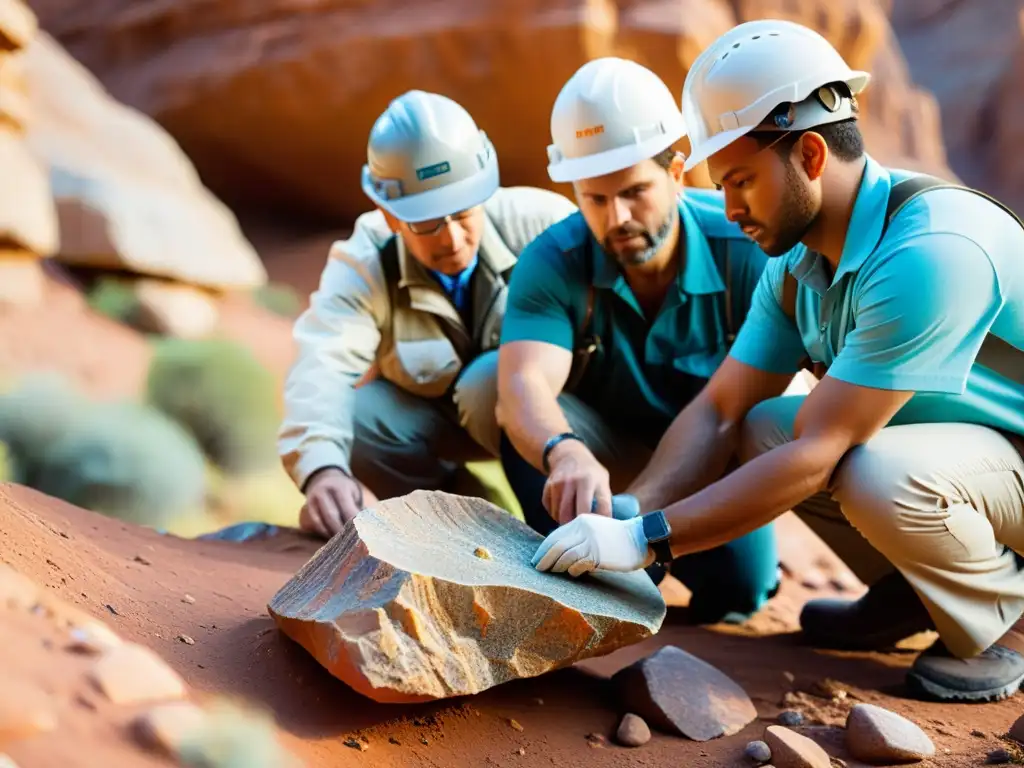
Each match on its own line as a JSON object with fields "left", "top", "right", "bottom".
{"left": 495, "top": 57, "right": 782, "bottom": 625}
{"left": 531, "top": 20, "right": 1024, "bottom": 702}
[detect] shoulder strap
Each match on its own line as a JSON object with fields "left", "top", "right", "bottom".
{"left": 564, "top": 249, "right": 599, "bottom": 393}
{"left": 379, "top": 234, "right": 401, "bottom": 291}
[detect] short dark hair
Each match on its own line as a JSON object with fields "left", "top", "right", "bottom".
{"left": 652, "top": 147, "right": 678, "bottom": 170}
{"left": 747, "top": 88, "right": 865, "bottom": 164}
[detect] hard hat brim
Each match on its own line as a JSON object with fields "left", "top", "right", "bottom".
{"left": 683, "top": 124, "right": 753, "bottom": 172}
{"left": 361, "top": 155, "right": 500, "bottom": 223}
{"left": 547, "top": 127, "right": 686, "bottom": 184}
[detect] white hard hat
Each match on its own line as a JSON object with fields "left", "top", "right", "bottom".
{"left": 361, "top": 90, "right": 500, "bottom": 223}
{"left": 546, "top": 57, "right": 687, "bottom": 183}
{"left": 681, "top": 19, "right": 871, "bottom": 172}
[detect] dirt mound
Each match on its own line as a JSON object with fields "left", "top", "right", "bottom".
{"left": 2, "top": 483, "right": 1022, "bottom": 767}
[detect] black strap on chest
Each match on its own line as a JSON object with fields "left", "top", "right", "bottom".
{"left": 781, "top": 174, "right": 1024, "bottom": 386}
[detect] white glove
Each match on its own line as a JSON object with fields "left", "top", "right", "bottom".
{"left": 531, "top": 514, "right": 652, "bottom": 577}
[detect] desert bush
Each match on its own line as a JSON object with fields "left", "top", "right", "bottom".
{"left": 146, "top": 338, "right": 280, "bottom": 475}
{"left": 0, "top": 375, "right": 208, "bottom": 527}
{"left": 251, "top": 283, "right": 303, "bottom": 319}
{"left": 86, "top": 276, "right": 142, "bottom": 325}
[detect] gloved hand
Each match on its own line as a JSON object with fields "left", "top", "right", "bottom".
{"left": 531, "top": 514, "right": 653, "bottom": 577}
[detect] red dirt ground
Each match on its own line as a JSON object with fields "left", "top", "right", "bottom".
{"left": 2, "top": 483, "right": 1023, "bottom": 768}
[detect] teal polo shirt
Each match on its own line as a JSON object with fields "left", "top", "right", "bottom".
{"left": 730, "top": 153, "right": 1024, "bottom": 437}
{"left": 501, "top": 189, "right": 770, "bottom": 446}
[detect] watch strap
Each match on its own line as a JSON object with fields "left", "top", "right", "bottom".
{"left": 641, "top": 510, "right": 673, "bottom": 565}
{"left": 542, "top": 432, "right": 585, "bottom": 473}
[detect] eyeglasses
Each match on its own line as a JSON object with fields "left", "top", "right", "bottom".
{"left": 406, "top": 209, "right": 474, "bottom": 236}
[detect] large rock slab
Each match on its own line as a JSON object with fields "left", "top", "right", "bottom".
{"left": 0, "top": 127, "right": 57, "bottom": 256}
{"left": 18, "top": 32, "right": 266, "bottom": 290}
{"left": 267, "top": 490, "right": 666, "bottom": 703}
{"left": 612, "top": 645, "right": 757, "bottom": 741}
{"left": 0, "top": 51, "right": 29, "bottom": 130}
{"left": 28, "top": 0, "right": 953, "bottom": 222}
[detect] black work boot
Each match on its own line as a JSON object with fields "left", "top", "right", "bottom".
{"left": 906, "top": 639, "right": 1024, "bottom": 702}
{"left": 799, "top": 570, "right": 935, "bottom": 651}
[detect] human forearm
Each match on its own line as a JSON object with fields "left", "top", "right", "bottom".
{"left": 497, "top": 371, "right": 574, "bottom": 471}
{"left": 626, "top": 395, "right": 738, "bottom": 512}
{"left": 664, "top": 436, "right": 836, "bottom": 556}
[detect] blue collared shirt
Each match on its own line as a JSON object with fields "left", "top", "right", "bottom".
{"left": 501, "top": 189, "right": 769, "bottom": 446}
{"left": 428, "top": 253, "right": 479, "bottom": 323}
{"left": 729, "top": 153, "right": 1024, "bottom": 437}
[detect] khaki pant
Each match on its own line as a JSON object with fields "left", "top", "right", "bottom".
{"left": 350, "top": 350, "right": 500, "bottom": 497}
{"left": 740, "top": 395, "right": 1024, "bottom": 658}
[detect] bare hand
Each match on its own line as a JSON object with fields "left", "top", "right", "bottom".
{"left": 300, "top": 468, "right": 365, "bottom": 539}
{"left": 542, "top": 440, "right": 612, "bottom": 526}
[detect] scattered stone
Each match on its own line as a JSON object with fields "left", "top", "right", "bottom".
{"left": 182, "top": 594, "right": 196, "bottom": 604}
{"left": 615, "top": 713, "right": 651, "bottom": 747}
{"left": 779, "top": 711, "right": 805, "bottom": 727}
{"left": 178, "top": 634, "right": 195, "bottom": 646}
{"left": 845, "top": 703, "right": 935, "bottom": 763}
{"left": 745, "top": 740, "right": 772, "bottom": 763}
{"left": 988, "top": 749, "right": 1012, "bottom": 764}
{"left": 508, "top": 718, "right": 523, "bottom": 732}
{"left": 419, "top": 736, "right": 429, "bottom": 746}
{"left": 972, "top": 729, "right": 987, "bottom": 738}
{"left": 88, "top": 642, "right": 187, "bottom": 705}
{"left": 530, "top": 698, "right": 544, "bottom": 706}
{"left": 67, "top": 622, "right": 123, "bottom": 654}
{"left": 132, "top": 701, "right": 206, "bottom": 757}
{"left": 783, "top": 671, "right": 795, "bottom": 684}
{"left": 267, "top": 491, "right": 665, "bottom": 703}
{"left": 105, "top": 604, "right": 119, "bottom": 616}
{"left": 132, "top": 278, "right": 222, "bottom": 339}
{"left": 0, "top": 678, "right": 57, "bottom": 743}
{"left": 343, "top": 738, "right": 366, "bottom": 751}
{"left": 585, "top": 733, "right": 606, "bottom": 748}
{"left": 172, "top": 699, "right": 301, "bottom": 768}
{"left": 134, "top": 555, "right": 152, "bottom": 565}
{"left": 388, "top": 737, "right": 400, "bottom": 745}
{"left": 1009, "top": 713, "right": 1024, "bottom": 743}
{"left": 474, "top": 547, "right": 491, "bottom": 560}
{"left": 516, "top": 746, "right": 525, "bottom": 755}
{"left": 613, "top": 645, "right": 756, "bottom": 741}
{"left": 0, "top": 563, "right": 37, "bottom": 609}
{"left": 763, "top": 725, "right": 831, "bottom": 768}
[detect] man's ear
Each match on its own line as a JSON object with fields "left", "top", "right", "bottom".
{"left": 669, "top": 151, "right": 686, "bottom": 188}
{"left": 798, "top": 131, "right": 829, "bottom": 182}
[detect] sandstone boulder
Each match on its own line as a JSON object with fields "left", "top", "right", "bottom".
{"left": 267, "top": 490, "right": 666, "bottom": 703}
{"left": 30, "top": 0, "right": 953, "bottom": 222}
{"left": 0, "top": 0, "right": 34, "bottom": 52}
{"left": 18, "top": 32, "right": 266, "bottom": 290}
{"left": 0, "top": 127, "right": 57, "bottom": 256}
{"left": 0, "top": 51, "right": 29, "bottom": 130}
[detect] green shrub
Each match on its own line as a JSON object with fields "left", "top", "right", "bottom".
{"left": 251, "top": 283, "right": 303, "bottom": 319}
{"left": 31, "top": 400, "right": 208, "bottom": 527}
{"left": 86, "top": 277, "right": 141, "bottom": 325}
{"left": 0, "top": 375, "right": 208, "bottom": 527}
{"left": 146, "top": 338, "right": 280, "bottom": 475}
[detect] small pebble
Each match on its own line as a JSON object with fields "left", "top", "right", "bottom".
{"left": 744, "top": 739, "right": 772, "bottom": 763}
{"left": 420, "top": 736, "right": 429, "bottom": 745}
{"left": 783, "top": 671, "right": 795, "bottom": 684}
{"left": 343, "top": 738, "right": 366, "bottom": 751}
{"left": 585, "top": 733, "right": 606, "bottom": 748}
{"left": 616, "top": 713, "right": 651, "bottom": 747}
{"left": 845, "top": 703, "right": 935, "bottom": 764}
{"left": 778, "top": 710, "right": 804, "bottom": 727}
{"left": 134, "top": 555, "right": 151, "bottom": 566}
{"left": 516, "top": 747, "right": 525, "bottom": 756}
{"left": 182, "top": 595, "right": 196, "bottom": 605}
{"left": 972, "top": 729, "right": 987, "bottom": 738}
{"left": 473, "top": 547, "right": 491, "bottom": 560}
{"left": 388, "top": 737, "right": 401, "bottom": 745}
{"left": 988, "top": 748, "right": 1012, "bottom": 764}
{"left": 508, "top": 718, "right": 523, "bottom": 732}
{"left": 177, "top": 634, "right": 195, "bottom": 646}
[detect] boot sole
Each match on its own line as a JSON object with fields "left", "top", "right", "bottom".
{"left": 905, "top": 669, "right": 1024, "bottom": 703}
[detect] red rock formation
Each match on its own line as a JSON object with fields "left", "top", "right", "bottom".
{"left": 27, "top": 0, "right": 954, "bottom": 222}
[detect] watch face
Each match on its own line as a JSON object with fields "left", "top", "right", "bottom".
{"left": 642, "top": 511, "right": 670, "bottom": 542}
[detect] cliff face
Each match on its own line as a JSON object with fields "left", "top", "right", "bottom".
{"left": 890, "top": 0, "right": 1024, "bottom": 213}
{"left": 26, "top": 0, "right": 953, "bottom": 223}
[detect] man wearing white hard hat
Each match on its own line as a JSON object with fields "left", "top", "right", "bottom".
{"left": 531, "top": 19, "right": 1024, "bottom": 702}
{"left": 496, "top": 57, "right": 784, "bottom": 625}
{"left": 278, "top": 90, "right": 577, "bottom": 538}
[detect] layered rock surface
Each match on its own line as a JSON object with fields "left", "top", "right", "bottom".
{"left": 27, "top": 0, "right": 953, "bottom": 222}
{"left": 0, "top": 0, "right": 56, "bottom": 307}
{"left": 267, "top": 490, "right": 666, "bottom": 703}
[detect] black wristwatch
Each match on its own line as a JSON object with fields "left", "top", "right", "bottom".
{"left": 542, "top": 431, "right": 585, "bottom": 474}
{"left": 640, "top": 510, "right": 673, "bottom": 566}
